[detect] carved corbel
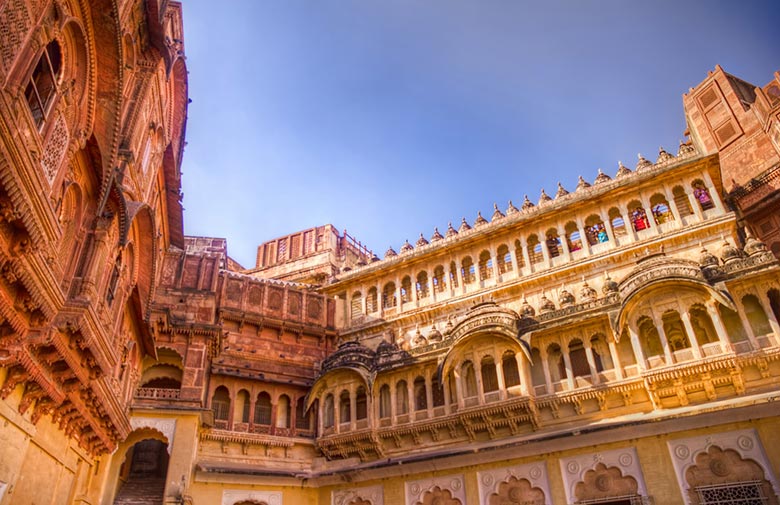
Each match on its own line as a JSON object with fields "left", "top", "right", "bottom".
{"left": 0, "top": 365, "right": 28, "bottom": 398}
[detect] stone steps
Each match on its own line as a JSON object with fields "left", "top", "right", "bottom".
{"left": 113, "top": 477, "right": 166, "bottom": 505}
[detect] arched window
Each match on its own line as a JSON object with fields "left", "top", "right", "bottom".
{"left": 585, "top": 214, "right": 609, "bottom": 245}
{"left": 323, "top": 394, "right": 334, "bottom": 428}
{"left": 743, "top": 295, "right": 771, "bottom": 336}
{"left": 502, "top": 351, "right": 521, "bottom": 387}
{"left": 650, "top": 193, "right": 674, "bottom": 224}
{"left": 355, "top": 387, "right": 367, "bottom": 420}
{"left": 497, "top": 244, "right": 512, "bottom": 274}
{"left": 547, "top": 344, "right": 564, "bottom": 382}
{"left": 590, "top": 334, "right": 610, "bottom": 371}
{"left": 212, "top": 386, "right": 230, "bottom": 421}
{"left": 433, "top": 265, "right": 446, "bottom": 292}
{"left": 638, "top": 316, "right": 663, "bottom": 358}
{"left": 416, "top": 271, "right": 429, "bottom": 299}
{"left": 106, "top": 254, "right": 122, "bottom": 306}
{"left": 26, "top": 41, "right": 62, "bottom": 128}
{"left": 462, "top": 361, "right": 478, "bottom": 398}
{"left": 769, "top": 289, "right": 780, "bottom": 325}
{"left": 350, "top": 292, "right": 362, "bottom": 321}
{"left": 431, "top": 375, "right": 445, "bottom": 407}
{"left": 568, "top": 340, "right": 590, "bottom": 378}
{"left": 382, "top": 282, "right": 397, "bottom": 308}
{"left": 478, "top": 250, "right": 493, "bottom": 280}
{"left": 527, "top": 234, "right": 543, "bottom": 264}
{"left": 339, "top": 390, "right": 351, "bottom": 424}
{"left": 276, "top": 395, "right": 291, "bottom": 428}
{"left": 236, "top": 389, "right": 250, "bottom": 423}
{"left": 366, "top": 287, "right": 378, "bottom": 313}
{"left": 628, "top": 201, "right": 649, "bottom": 231}
{"left": 689, "top": 305, "right": 718, "bottom": 345}
{"left": 609, "top": 207, "right": 626, "bottom": 237}
{"left": 692, "top": 179, "right": 715, "bottom": 210}
{"left": 295, "top": 397, "right": 310, "bottom": 430}
{"left": 461, "top": 257, "right": 476, "bottom": 284}
{"left": 514, "top": 239, "right": 525, "bottom": 269}
{"left": 395, "top": 380, "right": 408, "bottom": 415}
{"left": 379, "top": 384, "right": 391, "bottom": 418}
{"left": 400, "top": 276, "right": 412, "bottom": 303}
{"left": 481, "top": 356, "right": 499, "bottom": 393}
{"left": 254, "top": 392, "right": 272, "bottom": 425}
{"left": 673, "top": 185, "right": 693, "bottom": 216}
{"left": 413, "top": 377, "right": 427, "bottom": 411}
{"left": 545, "top": 228, "right": 562, "bottom": 258}
{"left": 663, "top": 310, "right": 690, "bottom": 352}
{"left": 720, "top": 305, "right": 748, "bottom": 343}
{"left": 565, "top": 221, "right": 582, "bottom": 252}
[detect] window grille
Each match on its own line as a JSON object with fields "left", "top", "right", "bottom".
{"left": 695, "top": 480, "right": 768, "bottom": 505}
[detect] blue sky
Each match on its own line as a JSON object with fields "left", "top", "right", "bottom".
{"left": 179, "top": 1, "right": 780, "bottom": 268}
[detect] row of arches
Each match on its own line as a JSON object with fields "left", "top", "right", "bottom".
{"left": 210, "top": 386, "right": 313, "bottom": 434}
{"left": 349, "top": 178, "right": 722, "bottom": 319}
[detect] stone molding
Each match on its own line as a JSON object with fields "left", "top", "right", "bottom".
{"left": 477, "top": 461, "right": 552, "bottom": 505}
{"left": 332, "top": 484, "right": 383, "bottom": 505}
{"left": 559, "top": 446, "right": 646, "bottom": 504}
{"left": 405, "top": 474, "right": 465, "bottom": 505}
{"left": 667, "top": 428, "right": 780, "bottom": 504}
{"left": 222, "top": 489, "right": 282, "bottom": 505}
{"left": 130, "top": 417, "right": 176, "bottom": 453}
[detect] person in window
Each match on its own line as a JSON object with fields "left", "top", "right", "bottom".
{"left": 632, "top": 208, "right": 649, "bottom": 230}
{"left": 546, "top": 236, "right": 561, "bottom": 257}
{"left": 597, "top": 224, "right": 609, "bottom": 243}
{"left": 694, "top": 186, "right": 714, "bottom": 209}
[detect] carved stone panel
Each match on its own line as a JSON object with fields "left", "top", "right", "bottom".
{"left": 559, "top": 447, "right": 647, "bottom": 504}
{"left": 477, "top": 462, "right": 551, "bottom": 505}
{"left": 332, "top": 484, "right": 383, "bottom": 505}
{"left": 667, "top": 428, "right": 780, "bottom": 505}
{"left": 222, "top": 490, "right": 282, "bottom": 505}
{"left": 405, "top": 474, "right": 465, "bottom": 505}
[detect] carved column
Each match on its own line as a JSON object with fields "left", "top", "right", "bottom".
{"left": 349, "top": 387, "right": 357, "bottom": 431}
{"left": 687, "top": 186, "right": 704, "bottom": 220}
{"left": 425, "top": 374, "right": 433, "bottom": 415}
{"left": 706, "top": 301, "right": 733, "bottom": 353}
{"left": 474, "top": 360, "right": 485, "bottom": 404}
{"left": 443, "top": 375, "right": 452, "bottom": 414}
{"left": 540, "top": 348, "right": 553, "bottom": 394}
{"left": 495, "top": 355, "right": 506, "bottom": 400}
{"left": 390, "top": 382, "right": 397, "bottom": 425}
{"left": 654, "top": 315, "right": 674, "bottom": 365}
{"left": 576, "top": 218, "right": 591, "bottom": 255}
{"left": 394, "top": 277, "right": 402, "bottom": 309}
{"left": 454, "top": 369, "right": 464, "bottom": 409}
{"left": 733, "top": 297, "right": 760, "bottom": 350}
{"left": 583, "top": 341, "right": 599, "bottom": 383}
{"left": 679, "top": 309, "right": 703, "bottom": 359}
{"left": 641, "top": 197, "right": 659, "bottom": 234}
{"left": 558, "top": 226, "right": 572, "bottom": 262}
{"left": 521, "top": 238, "right": 532, "bottom": 275}
{"left": 516, "top": 352, "right": 530, "bottom": 395}
{"left": 561, "top": 351, "right": 575, "bottom": 390}
{"left": 664, "top": 186, "right": 682, "bottom": 226}
{"left": 758, "top": 291, "right": 780, "bottom": 345}
{"left": 620, "top": 206, "right": 637, "bottom": 242}
{"left": 627, "top": 324, "right": 646, "bottom": 371}
{"left": 606, "top": 338, "right": 624, "bottom": 380}
{"left": 702, "top": 171, "right": 726, "bottom": 213}
{"left": 407, "top": 379, "right": 414, "bottom": 415}
{"left": 509, "top": 244, "right": 521, "bottom": 278}
{"left": 602, "top": 210, "right": 617, "bottom": 244}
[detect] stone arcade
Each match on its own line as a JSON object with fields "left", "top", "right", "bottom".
{"left": 1, "top": 1, "right": 780, "bottom": 504}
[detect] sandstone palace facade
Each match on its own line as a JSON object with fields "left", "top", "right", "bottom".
{"left": 1, "top": 2, "right": 780, "bottom": 505}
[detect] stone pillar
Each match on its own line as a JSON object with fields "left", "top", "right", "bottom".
{"left": 702, "top": 171, "right": 726, "bottom": 213}
{"left": 583, "top": 341, "right": 599, "bottom": 383}
{"left": 349, "top": 388, "right": 357, "bottom": 430}
{"left": 425, "top": 375, "right": 433, "bottom": 415}
{"left": 680, "top": 309, "right": 703, "bottom": 359}
{"left": 516, "top": 352, "right": 530, "bottom": 395}
{"left": 621, "top": 206, "right": 637, "bottom": 242}
{"left": 576, "top": 219, "right": 591, "bottom": 255}
{"left": 558, "top": 226, "right": 572, "bottom": 262}
{"left": 654, "top": 315, "right": 674, "bottom": 365}
{"left": 443, "top": 375, "right": 452, "bottom": 414}
{"left": 561, "top": 351, "right": 575, "bottom": 390}
{"left": 627, "top": 324, "right": 646, "bottom": 371}
{"left": 642, "top": 197, "right": 659, "bottom": 234}
{"left": 509, "top": 245, "right": 521, "bottom": 277}
{"left": 734, "top": 298, "right": 761, "bottom": 350}
{"left": 495, "top": 356, "right": 506, "bottom": 400}
{"left": 454, "top": 370, "right": 464, "bottom": 409}
{"left": 521, "top": 239, "right": 532, "bottom": 274}
{"left": 474, "top": 360, "right": 485, "bottom": 404}
{"left": 687, "top": 186, "right": 704, "bottom": 220}
{"left": 607, "top": 338, "right": 624, "bottom": 380}
{"left": 540, "top": 349, "right": 553, "bottom": 394}
{"left": 540, "top": 233, "right": 552, "bottom": 269}
{"left": 390, "top": 383, "right": 397, "bottom": 424}
{"left": 706, "top": 301, "right": 733, "bottom": 352}
{"left": 758, "top": 291, "right": 780, "bottom": 344}
{"left": 333, "top": 394, "right": 341, "bottom": 433}
{"left": 602, "top": 210, "right": 616, "bottom": 244}
{"left": 664, "top": 186, "right": 682, "bottom": 225}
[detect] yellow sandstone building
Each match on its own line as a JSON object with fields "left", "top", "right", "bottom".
{"left": 0, "top": 1, "right": 780, "bottom": 504}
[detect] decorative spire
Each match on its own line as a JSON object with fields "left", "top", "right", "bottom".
{"left": 678, "top": 139, "right": 696, "bottom": 157}
{"left": 445, "top": 221, "right": 458, "bottom": 238}
{"left": 555, "top": 182, "right": 569, "bottom": 199}
{"left": 491, "top": 203, "right": 505, "bottom": 221}
{"left": 558, "top": 287, "right": 575, "bottom": 307}
{"left": 431, "top": 227, "right": 444, "bottom": 242}
{"left": 506, "top": 200, "right": 519, "bottom": 215}
{"left": 580, "top": 280, "right": 597, "bottom": 302}
{"left": 458, "top": 217, "right": 472, "bottom": 233}
{"left": 520, "top": 296, "right": 535, "bottom": 317}
{"left": 594, "top": 168, "right": 612, "bottom": 185}
{"left": 616, "top": 160, "right": 632, "bottom": 177}
{"left": 539, "top": 293, "right": 556, "bottom": 313}
{"left": 416, "top": 233, "right": 429, "bottom": 247}
{"left": 522, "top": 194, "right": 535, "bottom": 210}
{"left": 576, "top": 175, "right": 591, "bottom": 191}
{"left": 399, "top": 239, "right": 414, "bottom": 253}
{"left": 743, "top": 227, "right": 768, "bottom": 256}
{"left": 538, "top": 188, "right": 552, "bottom": 205}
{"left": 636, "top": 153, "right": 652, "bottom": 171}
{"left": 602, "top": 271, "right": 618, "bottom": 295}
{"left": 474, "top": 211, "right": 488, "bottom": 227}
{"left": 384, "top": 246, "right": 397, "bottom": 258}
{"left": 656, "top": 145, "right": 674, "bottom": 164}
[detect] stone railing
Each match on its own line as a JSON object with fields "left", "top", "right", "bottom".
{"left": 135, "top": 387, "right": 181, "bottom": 400}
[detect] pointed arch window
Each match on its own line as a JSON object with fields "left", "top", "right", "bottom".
{"left": 26, "top": 41, "right": 62, "bottom": 129}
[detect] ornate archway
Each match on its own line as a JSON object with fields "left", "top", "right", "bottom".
{"left": 685, "top": 446, "right": 778, "bottom": 505}
{"left": 418, "top": 486, "right": 462, "bottom": 505}
{"left": 490, "top": 476, "right": 545, "bottom": 504}
{"left": 574, "top": 463, "right": 640, "bottom": 504}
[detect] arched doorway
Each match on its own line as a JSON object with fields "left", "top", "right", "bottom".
{"left": 114, "top": 439, "right": 169, "bottom": 504}
{"left": 685, "top": 446, "right": 778, "bottom": 505}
